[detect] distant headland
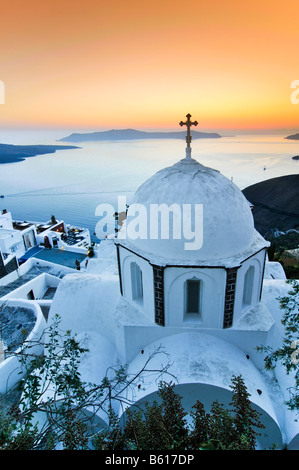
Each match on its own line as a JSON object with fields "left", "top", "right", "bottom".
{"left": 59, "top": 128, "right": 222, "bottom": 143}
{"left": 285, "top": 133, "right": 299, "bottom": 140}
{"left": 0, "top": 143, "right": 79, "bottom": 164}
{"left": 242, "top": 174, "right": 299, "bottom": 236}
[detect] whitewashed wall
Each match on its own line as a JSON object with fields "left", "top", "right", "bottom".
{"left": 119, "top": 247, "right": 155, "bottom": 323}
{"left": 1, "top": 273, "right": 59, "bottom": 301}
{"left": 164, "top": 267, "right": 226, "bottom": 328}
{"left": 233, "top": 249, "right": 266, "bottom": 325}
{"left": 0, "top": 299, "right": 46, "bottom": 394}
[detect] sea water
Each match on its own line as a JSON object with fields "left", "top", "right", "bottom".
{"left": 0, "top": 129, "right": 298, "bottom": 241}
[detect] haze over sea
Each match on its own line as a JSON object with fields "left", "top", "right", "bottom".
{"left": 0, "top": 129, "right": 298, "bottom": 241}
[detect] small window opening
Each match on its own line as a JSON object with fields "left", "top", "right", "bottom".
{"left": 185, "top": 279, "right": 201, "bottom": 319}
{"left": 242, "top": 266, "right": 254, "bottom": 308}
{"left": 131, "top": 262, "right": 143, "bottom": 303}
{"left": 27, "top": 289, "right": 35, "bottom": 300}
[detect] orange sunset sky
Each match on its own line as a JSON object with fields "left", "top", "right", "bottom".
{"left": 0, "top": 0, "right": 299, "bottom": 130}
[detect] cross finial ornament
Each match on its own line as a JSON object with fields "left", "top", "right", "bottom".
{"left": 179, "top": 113, "right": 198, "bottom": 159}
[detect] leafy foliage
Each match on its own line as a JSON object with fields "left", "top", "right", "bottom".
{"left": 94, "top": 377, "right": 265, "bottom": 450}
{"left": 0, "top": 315, "right": 172, "bottom": 450}
{"left": 0, "top": 315, "right": 266, "bottom": 450}
{"left": 119, "top": 382, "right": 189, "bottom": 450}
{"left": 257, "top": 280, "right": 299, "bottom": 410}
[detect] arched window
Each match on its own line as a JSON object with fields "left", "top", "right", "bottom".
{"left": 130, "top": 262, "right": 143, "bottom": 303}
{"left": 242, "top": 266, "right": 254, "bottom": 308}
{"left": 185, "top": 278, "right": 202, "bottom": 318}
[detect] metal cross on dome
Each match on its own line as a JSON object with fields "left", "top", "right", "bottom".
{"left": 179, "top": 113, "right": 198, "bottom": 148}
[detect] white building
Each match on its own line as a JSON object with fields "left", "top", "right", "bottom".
{"left": 116, "top": 155, "right": 269, "bottom": 331}
{"left": 4, "top": 119, "right": 298, "bottom": 449}
{"left": 0, "top": 211, "right": 91, "bottom": 271}
{"left": 0, "top": 211, "right": 28, "bottom": 261}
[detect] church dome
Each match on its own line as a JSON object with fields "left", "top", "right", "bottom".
{"left": 119, "top": 155, "right": 255, "bottom": 263}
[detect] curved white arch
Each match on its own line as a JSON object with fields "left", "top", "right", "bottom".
{"left": 165, "top": 268, "right": 224, "bottom": 328}
{"left": 124, "top": 332, "right": 283, "bottom": 449}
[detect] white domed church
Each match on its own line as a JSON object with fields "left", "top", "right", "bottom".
{"left": 116, "top": 149, "right": 268, "bottom": 331}
{"left": 49, "top": 115, "right": 298, "bottom": 449}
